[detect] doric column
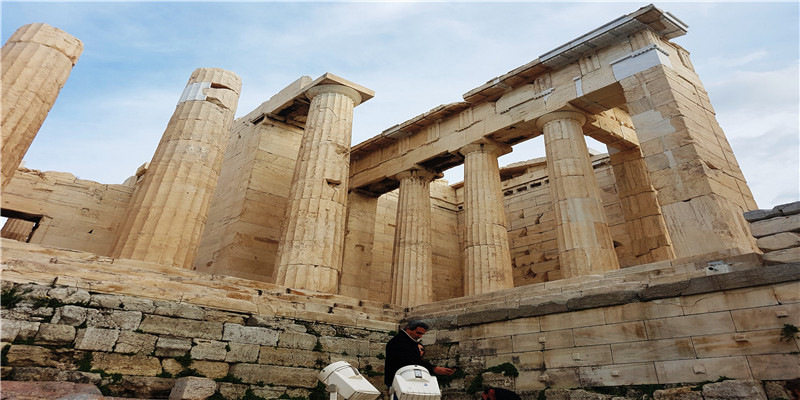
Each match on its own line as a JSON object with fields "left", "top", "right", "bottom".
{"left": 538, "top": 111, "right": 620, "bottom": 278}
{"left": 1, "top": 23, "right": 83, "bottom": 190}
{"left": 275, "top": 84, "right": 362, "bottom": 293}
{"left": 111, "top": 68, "right": 241, "bottom": 269}
{"left": 390, "top": 168, "right": 439, "bottom": 307}
{"left": 1, "top": 218, "right": 36, "bottom": 242}
{"left": 460, "top": 140, "right": 514, "bottom": 296}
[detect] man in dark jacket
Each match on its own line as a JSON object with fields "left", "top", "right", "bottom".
{"left": 384, "top": 321, "right": 454, "bottom": 387}
{"left": 483, "top": 387, "right": 521, "bottom": 400}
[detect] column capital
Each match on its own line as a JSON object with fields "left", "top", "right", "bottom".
{"left": 306, "top": 84, "right": 363, "bottom": 106}
{"left": 459, "top": 139, "right": 512, "bottom": 157}
{"left": 535, "top": 110, "right": 587, "bottom": 131}
{"left": 394, "top": 166, "right": 442, "bottom": 182}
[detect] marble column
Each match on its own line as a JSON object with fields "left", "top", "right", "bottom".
{"left": 1, "top": 23, "right": 83, "bottom": 190}
{"left": 390, "top": 168, "right": 439, "bottom": 307}
{"left": 275, "top": 84, "right": 362, "bottom": 293}
{"left": 460, "top": 140, "right": 515, "bottom": 296}
{"left": 111, "top": 68, "right": 241, "bottom": 269}
{"left": 538, "top": 111, "right": 620, "bottom": 278}
{"left": 1, "top": 218, "right": 36, "bottom": 242}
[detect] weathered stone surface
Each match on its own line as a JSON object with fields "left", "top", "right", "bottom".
{"left": 139, "top": 315, "right": 223, "bottom": 340}
{"left": 653, "top": 386, "right": 703, "bottom": 400}
{"left": 74, "top": 327, "right": 120, "bottom": 352}
{"left": 190, "top": 339, "right": 227, "bottom": 361}
{"left": 0, "top": 381, "right": 101, "bottom": 400}
{"left": 750, "top": 214, "right": 800, "bottom": 238}
{"left": 91, "top": 352, "right": 162, "bottom": 376}
{"left": 1, "top": 319, "right": 39, "bottom": 341}
{"left": 756, "top": 232, "right": 800, "bottom": 251}
{"left": 84, "top": 308, "right": 142, "bottom": 330}
{"left": 763, "top": 381, "right": 792, "bottom": 400}
{"left": 52, "top": 305, "right": 88, "bottom": 326}
{"left": 222, "top": 323, "right": 278, "bottom": 345}
{"left": 154, "top": 300, "right": 206, "bottom": 320}
{"left": 743, "top": 208, "right": 781, "bottom": 223}
{"left": 277, "top": 330, "right": 317, "bottom": 350}
{"left": 114, "top": 330, "right": 157, "bottom": 355}
{"left": 47, "top": 287, "right": 91, "bottom": 305}
{"left": 776, "top": 201, "right": 800, "bottom": 216}
{"left": 702, "top": 379, "right": 767, "bottom": 400}
{"left": 169, "top": 376, "right": 216, "bottom": 400}
{"left": 258, "top": 346, "right": 328, "bottom": 368}
{"left": 318, "top": 336, "right": 370, "bottom": 356}
{"left": 190, "top": 360, "right": 229, "bottom": 379}
{"left": 747, "top": 353, "right": 800, "bottom": 380}
{"left": 224, "top": 342, "right": 259, "bottom": 363}
{"left": 9, "top": 366, "right": 101, "bottom": 384}
{"left": 763, "top": 248, "right": 800, "bottom": 264}
{"left": 229, "top": 363, "right": 318, "bottom": 387}
{"left": 89, "top": 294, "right": 155, "bottom": 313}
{"left": 5, "top": 345, "right": 68, "bottom": 368}
{"left": 155, "top": 336, "right": 192, "bottom": 357}
{"left": 217, "top": 382, "right": 248, "bottom": 400}
{"left": 204, "top": 309, "right": 246, "bottom": 324}
{"left": 35, "top": 323, "right": 75, "bottom": 344}
{"left": 121, "top": 375, "right": 175, "bottom": 399}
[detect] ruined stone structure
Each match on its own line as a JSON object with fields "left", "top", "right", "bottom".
{"left": 1, "top": 4, "right": 798, "bottom": 399}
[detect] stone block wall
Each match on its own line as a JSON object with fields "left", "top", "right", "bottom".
{"left": 746, "top": 201, "right": 800, "bottom": 265}
{"left": 1, "top": 168, "right": 134, "bottom": 255}
{"left": 0, "top": 281, "right": 393, "bottom": 399}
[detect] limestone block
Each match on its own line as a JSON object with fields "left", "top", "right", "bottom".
{"left": 190, "top": 339, "right": 227, "bottom": 361}
{"left": 10, "top": 366, "right": 101, "bottom": 384}
{"left": 654, "top": 356, "right": 751, "bottom": 384}
{"left": 74, "top": 327, "right": 120, "bottom": 352}
{"left": 318, "top": 336, "right": 371, "bottom": 356}
{"left": 258, "top": 346, "right": 327, "bottom": 368}
{"left": 1, "top": 319, "right": 39, "bottom": 341}
{"left": 513, "top": 329, "right": 575, "bottom": 352}
{"left": 680, "top": 286, "right": 778, "bottom": 315}
{"left": 746, "top": 353, "right": 800, "bottom": 380}
{"left": 774, "top": 281, "right": 800, "bottom": 303}
{"left": 169, "top": 376, "right": 216, "bottom": 400}
{"left": 653, "top": 387, "right": 703, "bottom": 400}
{"left": 51, "top": 305, "right": 88, "bottom": 326}
{"left": 224, "top": 342, "right": 259, "bottom": 363}
{"left": 702, "top": 379, "right": 767, "bottom": 400}
{"left": 155, "top": 337, "right": 192, "bottom": 357}
{"left": 35, "top": 322, "right": 75, "bottom": 344}
{"left": 540, "top": 308, "right": 606, "bottom": 331}
{"left": 138, "top": 315, "right": 222, "bottom": 340}
{"left": 5, "top": 344, "right": 66, "bottom": 368}
{"left": 750, "top": 214, "right": 800, "bottom": 238}
{"left": 692, "top": 329, "right": 797, "bottom": 358}
{"left": 458, "top": 336, "right": 513, "bottom": 357}
{"left": 573, "top": 321, "right": 647, "bottom": 346}
{"left": 763, "top": 381, "right": 794, "bottom": 400}
{"left": 85, "top": 308, "right": 141, "bottom": 330}
{"left": 229, "top": 363, "right": 318, "bottom": 387}
{"left": 516, "top": 368, "right": 580, "bottom": 390}
{"left": 731, "top": 303, "right": 800, "bottom": 331}
{"left": 114, "top": 330, "right": 157, "bottom": 355}
{"left": 47, "top": 287, "right": 91, "bottom": 305}
{"left": 610, "top": 338, "right": 695, "bottom": 363}
{"left": 544, "top": 344, "right": 613, "bottom": 368}
{"left": 603, "top": 298, "right": 682, "bottom": 323}
{"left": 191, "top": 360, "right": 229, "bottom": 379}
{"left": 222, "top": 323, "right": 278, "bottom": 345}
{"left": 91, "top": 352, "right": 162, "bottom": 376}
{"left": 645, "top": 311, "right": 736, "bottom": 340}
{"left": 756, "top": 232, "right": 800, "bottom": 251}
{"left": 154, "top": 300, "right": 206, "bottom": 320}
{"left": 277, "top": 330, "right": 317, "bottom": 350}
{"left": 763, "top": 248, "right": 800, "bottom": 264}
{"left": 578, "top": 362, "right": 659, "bottom": 386}
{"left": 89, "top": 294, "right": 155, "bottom": 313}
{"left": 121, "top": 376, "right": 176, "bottom": 399}
{"left": 0, "top": 381, "right": 101, "bottom": 400}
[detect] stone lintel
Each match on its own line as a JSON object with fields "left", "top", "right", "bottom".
{"left": 303, "top": 72, "right": 374, "bottom": 105}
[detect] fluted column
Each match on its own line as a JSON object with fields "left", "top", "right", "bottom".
{"left": 275, "top": 84, "right": 362, "bottom": 293}
{"left": 1, "top": 218, "right": 36, "bottom": 242}
{"left": 538, "top": 111, "right": 620, "bottom": 278}
{"left": 390, "top": 168, "right": 439, "bottom": 307}
{"left": 1, "top": 23, "right": 83, "bottom": 190}
{"left": 460, "top": 140, "right": 514, "bottom": 296}
{"left": 111, "top": 68, "right": 241, "bottom": 269}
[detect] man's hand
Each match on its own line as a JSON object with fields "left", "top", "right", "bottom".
{"left": 433, "top": 366, "right": 455, "bottom": 375}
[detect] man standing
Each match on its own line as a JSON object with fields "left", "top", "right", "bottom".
{"left": 384, "top": 321, "right": 454, "bottom": 388}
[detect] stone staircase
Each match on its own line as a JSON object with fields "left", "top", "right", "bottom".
{"left": 0, "top": 239, "right": 404, "bottom": 330}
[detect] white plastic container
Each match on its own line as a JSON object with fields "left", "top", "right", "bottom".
{"left": 318, "top": 361, "right": 381, "bottom": 400}
{"left": 391, "top": 365, "right": 441, "bottom": 400}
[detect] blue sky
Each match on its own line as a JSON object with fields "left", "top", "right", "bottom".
{"left": 2, "top": 1, "right": 798, "bottom": 208}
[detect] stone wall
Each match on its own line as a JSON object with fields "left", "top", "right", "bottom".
{"left": 1, "top": 168, "right": 135, "bottom": 255}
{"left": 0, "top": 281, "right": 393, "bottom": 399}
{"left": 746, "top": 201, "right": 800, "bottom": 265}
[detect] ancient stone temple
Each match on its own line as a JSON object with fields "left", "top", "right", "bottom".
{"left": 1, "top": 5, "right": 798, "bottom": 400}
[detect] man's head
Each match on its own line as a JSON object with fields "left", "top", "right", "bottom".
{"left": 403, "top": 320, "right": 429, "bottom": 341}
{"left": 482, "top": 388, "right": 495, "bottom": 400}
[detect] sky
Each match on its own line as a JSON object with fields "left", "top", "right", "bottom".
{"left": 2, "top": 1, "right": 798, "bottom": 208}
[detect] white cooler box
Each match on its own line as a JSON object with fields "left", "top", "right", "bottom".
{"left": 391, "top": 365, "right": 441, "bottom": 400}
{"left": 318, "top": 361, "right": 380, "bottom": 400}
